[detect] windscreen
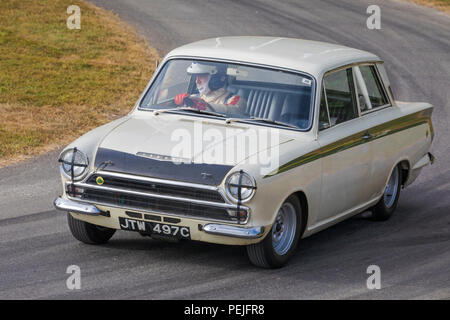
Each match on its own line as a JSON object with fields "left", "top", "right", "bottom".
{"left": 140, "top": 59, "right": 315, "bottom": 130}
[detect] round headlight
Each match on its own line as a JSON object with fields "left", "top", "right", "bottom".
{"left": 59, "top": 148, "right": 89, "bottom": 180}
{"left": 225, "top": 171, "right": 256, "bottom": 203}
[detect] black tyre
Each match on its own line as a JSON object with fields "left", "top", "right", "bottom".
{"left": 371, "top": 165, "right": 402, "bottom": 221}
{"left": 67, "top": 213, "right": 116, "bottom": 244}
{"left": 246, "top": 195, "right": 303, "bottom": 268}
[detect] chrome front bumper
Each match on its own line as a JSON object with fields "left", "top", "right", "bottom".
{"left": 203, "top": 224, "right": 264, "bottom": 239}
{"left": 53, "top": 197, "right": 264, "bottom": 240}
{"left": 54, "top": 196, "right": 108, "bottom": 216}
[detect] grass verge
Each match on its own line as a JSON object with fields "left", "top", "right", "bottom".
{"left": 408, "top": 0, "right": 450, "bottom": 13}
{"left": 0, "top": 0, "right": 159, "bottom": 167}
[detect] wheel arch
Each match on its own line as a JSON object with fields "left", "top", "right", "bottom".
{"left": 379, "top": 159, "right": 409, "bottom": 196}
{"left": 398, "top": 159, "right": 410, "bottom": 187}
{"left": 291, "top": 191, "right": 309, "bottom": 237}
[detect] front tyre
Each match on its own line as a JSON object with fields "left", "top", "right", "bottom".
{"left": 371, "top": 165, "right": 402, "bottom": 221}
{"left": 67, "top": 213, "right": 116, "bottom": 244}
{"left": 246, "top": 195, "right": 303, "bottom": 268}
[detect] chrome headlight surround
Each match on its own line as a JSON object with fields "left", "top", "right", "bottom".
{"left": 58, "top": 148, "right": 89, "bottom": 181}
{"left": 225, "top": 171, "right": 257, "bottom": 203}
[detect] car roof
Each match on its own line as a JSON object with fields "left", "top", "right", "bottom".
{"left": 165, "top": 36, "right": 382, "bottom": 78}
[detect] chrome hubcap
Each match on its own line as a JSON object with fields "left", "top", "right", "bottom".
{"left": 383, "top": 166, "right": 399, "bottom": 208}
{"left": 272, "top": 202, "right": 297, "bottom": 255}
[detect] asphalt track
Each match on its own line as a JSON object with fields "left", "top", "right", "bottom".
{"left": 0, "top": 0, "right": 449, "bottom": 299}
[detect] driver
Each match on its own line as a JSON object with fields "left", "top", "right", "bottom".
{"left": 174, "top": 62, "right": 246, "bottom": 116}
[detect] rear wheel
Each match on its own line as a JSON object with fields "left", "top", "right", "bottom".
{"left": 246, "top": 195, "right": 303, "bottom": 268}
{"left": 67, "top": 213, "right": 116, "bottom": 244}
{"left": 371, "top": 165, "right": 402, "bottom": 221}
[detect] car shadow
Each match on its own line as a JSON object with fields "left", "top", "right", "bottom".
{"left": 97, "top": 210, "right": 381, "bottom": 270}
{"left": 91, "top": 183, "right": 446, "bottom": 272}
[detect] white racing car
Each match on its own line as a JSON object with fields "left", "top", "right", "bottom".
{"left": 54, "top": 37, "right": 434, "bottom": 268}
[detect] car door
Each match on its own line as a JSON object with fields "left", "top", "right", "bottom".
{"left": 353, "top": 64, "right": 394, "bottom": 199}
{"left": 316, "top": 67, "right": 373, "bottom": 222}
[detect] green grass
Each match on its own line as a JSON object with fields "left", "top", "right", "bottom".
{"left": 0, "top": 0, "right": 159, "bottom": 165}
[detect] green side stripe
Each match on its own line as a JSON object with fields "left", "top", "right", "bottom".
{"left": 264, "top": 109, "right": 432, "bottom": 178}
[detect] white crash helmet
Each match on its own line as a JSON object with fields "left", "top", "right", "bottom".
{"left": 186, "top": 61, "right": 219, "bottom": 75}
{"left": 187, "top": 62, "right": 227, "bottom": 91}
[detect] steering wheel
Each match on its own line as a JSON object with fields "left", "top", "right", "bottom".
{"left": 182, "top": 96, "right": 215, "bottom": 112}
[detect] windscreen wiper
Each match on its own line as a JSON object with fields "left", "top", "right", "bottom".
{"left": 249, "top": 117, "right": 300, "bottom": 129}
{"left": 226, "top": 117, "right": 299, "bottom": 129}
{"left": 154, "top": 107, "right": 226, "bottom": 118}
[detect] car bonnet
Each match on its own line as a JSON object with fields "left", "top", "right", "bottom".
{"left": 94, "top": 114, "right": 294, "bottom": 185}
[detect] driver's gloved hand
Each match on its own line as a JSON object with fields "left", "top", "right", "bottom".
{"left": 174, "top": 93, "right": 189, "bottom": 105}
{"left": 174, "top": 93, "right": 207, "bottom": 110}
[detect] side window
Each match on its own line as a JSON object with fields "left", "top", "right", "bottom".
{"left": 319, "top": 86, "right": 330, "bottom": 130}
{"left": 377, "top": 63, "right": 395, "bottom": 101}
{"left": 323, "top": 68, "right": 358, "bottom": 125}
{"left": 358, "top": 65, "right": 388, "bottom": 109}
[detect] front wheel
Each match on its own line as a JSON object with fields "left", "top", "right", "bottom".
{"left": 371, "top": 165, "right": 402, "bottom": 221}
{"left": 246, "top": 195, "right": 303, "bottom": 268}
{"left": 67, "top": 213, "right": 116, "bottom": 244}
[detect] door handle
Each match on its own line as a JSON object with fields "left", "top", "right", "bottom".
{"left": 362, "top": 131, "right": 373, "bottom": 140}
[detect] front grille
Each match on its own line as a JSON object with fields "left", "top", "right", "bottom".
{"left": 86, "top": 174, "right": 225, "bottom": 203}
{"left": 72, "top": 188, "right": 235, "bottom": 222}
